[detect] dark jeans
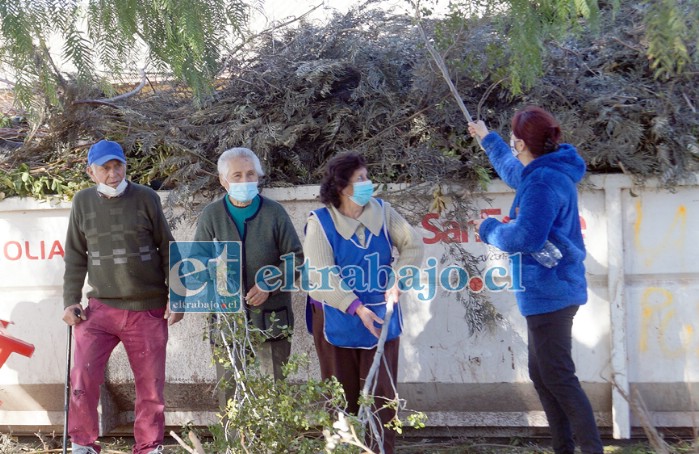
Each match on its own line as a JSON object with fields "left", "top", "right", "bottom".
{"left": 527, "top": 305, "right": 603, "bottom": 454}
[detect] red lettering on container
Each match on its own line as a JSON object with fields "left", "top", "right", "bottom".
{"left": 422, "top": 213, "right": 443, "bottom": 245}
{"left": 3, "top": 241, "right": 22, "bottom": 260}
{"left": 480, "top": 208, "right": 502, "bottom": 219}
{"left": 423, "top": 209, "right": 590, "bottom": 244}
{"left": 443, "top": 220, "right": 468, "bottom": 243}
{"left": 421, "top": 213, "right": 469, "bottom": 244}
{"left": 48, "top": 240, "right": 64, "bottom": 259}
{"left": 1, "top": 240, "right": 65, "bottom": 260}
{"left": 25, "top": 241, "right": 40, "bottom": 260}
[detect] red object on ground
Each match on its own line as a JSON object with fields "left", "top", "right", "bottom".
{"left": 0, "top": 320, "right": 35, "bottom": 368}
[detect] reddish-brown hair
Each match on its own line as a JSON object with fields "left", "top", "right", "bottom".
{"left": 511, "top": 106, "right": 562, "bottom": 157}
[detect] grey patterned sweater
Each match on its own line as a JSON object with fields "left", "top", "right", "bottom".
{"left": 62, "top": 182, "right": 174, "bottom": 311}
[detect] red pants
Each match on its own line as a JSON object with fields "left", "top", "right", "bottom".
{"left": 69, "top": 298, "right": 168, "bottom": 454}
{"left": 312, "top": 305, "right": 399, "bottom": 454}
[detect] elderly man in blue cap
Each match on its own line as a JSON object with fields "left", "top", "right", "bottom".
{"left": 61, "top": 140, "right": 182, "bottom": 454}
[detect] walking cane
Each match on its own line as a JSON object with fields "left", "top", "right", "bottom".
{"left": 63, "top": 308, "right": 81, "bottom": 454}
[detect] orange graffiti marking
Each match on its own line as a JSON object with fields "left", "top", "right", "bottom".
{"left": 633, "top": 201, "right": 687, "bottom": 267}
{"left": 639, "top": 287, "right": 696, "bottom": 358}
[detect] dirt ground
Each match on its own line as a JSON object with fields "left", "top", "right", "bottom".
{"left": 1, "top": 433, "right": 690, "bottom": 454}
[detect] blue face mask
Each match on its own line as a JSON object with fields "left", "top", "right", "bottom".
{"left": 350, "top": 180, "right": 374, "bottom": 206}
{"left": 227, "top": 181, "right": 259, "bottom": 203}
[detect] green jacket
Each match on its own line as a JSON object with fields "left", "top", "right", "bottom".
{"left": 194, "top": 195, "right": 304, "bottom": 337}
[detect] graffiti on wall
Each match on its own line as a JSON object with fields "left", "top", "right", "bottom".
{"left": 639, "top": 286, "right": 698, "bottom": 358}
{"left": 632, "top": 200, "right": 688, "bottom": 267}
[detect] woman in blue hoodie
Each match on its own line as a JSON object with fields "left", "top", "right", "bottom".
{"left": 469, "top": 107, "right": 603, "bottom": 454}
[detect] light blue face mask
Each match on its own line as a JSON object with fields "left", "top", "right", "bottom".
{"left": 227, "top": 181, "right": 259, "bottom": 203}
{"left": 350, "top": 180, "right": 374, "bottom": 206}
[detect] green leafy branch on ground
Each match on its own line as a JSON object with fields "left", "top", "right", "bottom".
{"left": 205, "top": 314, "right": 426, "bottom": 453}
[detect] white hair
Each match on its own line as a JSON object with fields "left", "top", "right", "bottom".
{"left": 217, "top": 147, "right": 265, "bottom": 177}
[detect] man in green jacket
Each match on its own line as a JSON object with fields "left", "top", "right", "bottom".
{"left": 194, "top": 147, "right": 304, "bottom": 407}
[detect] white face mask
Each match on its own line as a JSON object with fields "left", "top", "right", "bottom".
{"left": 97, "top": 179, "right": 128, "bottom": 197}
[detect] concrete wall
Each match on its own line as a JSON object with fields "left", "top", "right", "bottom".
{"left": 1, "top": 175, "right": 698, "bottom": 438}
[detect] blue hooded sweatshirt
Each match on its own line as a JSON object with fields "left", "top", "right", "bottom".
{"left": 478, "top": 131, "right": 588, "bottom": 316}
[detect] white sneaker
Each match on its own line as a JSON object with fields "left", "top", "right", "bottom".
{"left": 147, "top": 446, "right": 164, "bottom": 454}
{"left": 71, "top": 443, "right": 99, "bottom": 454}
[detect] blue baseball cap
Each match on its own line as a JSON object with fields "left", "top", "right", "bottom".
{"left": 87, "top": 140, "right": 127, "bottom": 166}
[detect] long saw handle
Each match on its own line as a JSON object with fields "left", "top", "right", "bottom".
{"left": 416, "top": 21, "right": 482, "bottom": 147}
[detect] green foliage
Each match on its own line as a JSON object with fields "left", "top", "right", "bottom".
{"left": 385, "top": 407, "right": 427, "bottom": 435}
{"left": 0, "top": 140, "right": 176, "bottom": 200}
{"left": 0, "top": 114, "right": 11, "bottom": 128}
{"left": 206, "top": 313, "right": 426, "bottom": 453}
{"left": 644, "top": 0, "right": 698, "bottom": 79}
{"left": 0, "top": 162, "right": 91, "bottom": 200}
{"left": 127, "top": 142, "right": 179, "bottom": 188}
{"left": 428, "top": 0, "right": 601, "bottom": 95}
{"left": 429, "top": 0, "right": 698, "bottom": 94}
{"left": 214, "top": 356, "right": 356, "bottom": 453}
{"left": 207, "top": 313, "right": 345, "bottom": 453}
{"left": 0, "top": 0, "right": 248, "bottom": 113}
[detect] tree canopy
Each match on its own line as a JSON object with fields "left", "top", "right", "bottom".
{"left": 0, "top": 0, "right": 248, "bottom": 108}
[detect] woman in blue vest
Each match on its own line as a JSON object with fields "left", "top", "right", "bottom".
{"left": 303, "top": 152, "right": 423, "bottom": 453}
{"left": 469, "top": 107, "right": 603, "bottom": 454}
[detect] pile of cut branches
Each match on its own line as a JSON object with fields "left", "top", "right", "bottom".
{"left": 1, "top": 2, "right": 697, "bottom": 203}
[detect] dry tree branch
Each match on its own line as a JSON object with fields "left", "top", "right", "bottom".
{"left": 187, "top": 430, "right": 206, "bottom": 454}
{"left": 611, "top": 36, "right": 645, "bottom": 53}
{"left": 357, "top": 295, "right": 398, "bottom": 454}
{"left": 24, "top": 451, "right": 62, "bottom": 453}
{"left": 552, "top": 41, "right": 599, "bottom": 77}
{"left": 477, "top": 77, "right": 507, "bottom": 119}
{"left": 38, "top": 38, "right": 67, "bottom": 88}
{"left": 361, "top": 297, "right": 396, "bottom": 401}
{"left": 682, "top": 92, "right": 696, "bottom": 113}
{"left": 32, "top": 430, "right": 52, "bottom": 451}
{"left": 73, "top": 68, "right": 148, "bottom": 106}
{"left": 328, "top": 413, "right": 376, "bottom": 453}
{"left": 101, "top": 68, "right": 148, "bottom": 103}
{"left": 216, "top": 3, "right": 324, "bottom": 78}
{"left": 415, "top": 21, "right": 475, "bottom": 124}
{"left": 71, "top": 100, "right": 120, "bottom": 108}
{"left": 170, "top": 429, "right": 204, "bottom": 454}
{"left": 356, "top": 102, "right": 441, "bottom": 148}
{"left": 610, "top": 377, "right": 671, "bottom": 454}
